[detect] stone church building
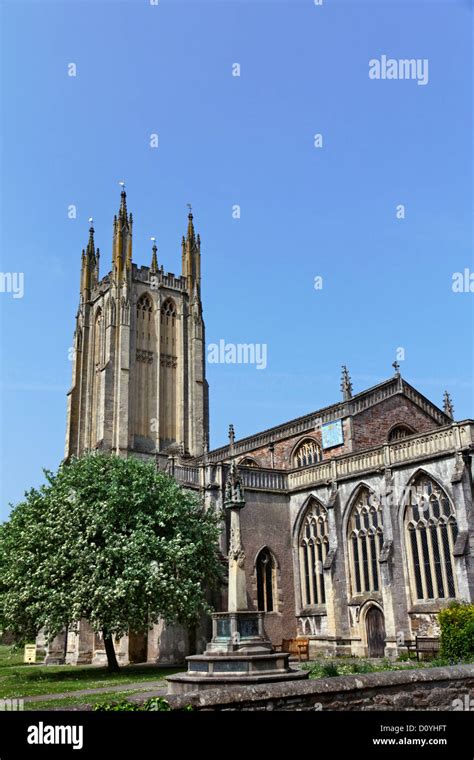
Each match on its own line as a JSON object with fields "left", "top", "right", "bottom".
{"left": 44, "top": 190, "right": 473, "bottom": 664}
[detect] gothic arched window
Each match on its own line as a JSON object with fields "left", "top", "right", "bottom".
{"left": 256, "top": 548, "right": 276, "bottom": 612}
{"left": 299, "top": 499, "right": 329, "bottom": 607}
{"left": 405, "top": 475, "right": 458, "bottom": 601}
{"left": 293, "top": 439, "right": 322, "bottom": 468}
{"left": 90, "top": 308, "right": 104, "bottom": 446}
{"left": 136, "top": 294, "right": 154, "bottom": 349}
{"left": 161, "top": 298, "right": 177, "bottom": 319}
{"left": 159, "top": 298, "right": 178, "bottom": 444}
{"left": 93, "top": 308, "right": 104, "bottom": 368}
{"left": 137, "top": 293, "right": 152, "bottom": 315}
{"left": 348, "top": 488, "right": 384, "bottom": 594}
{"left": 133, "top": 294, "right": 156, "bottom": 440}
{"left": 388, "top": 424, "right": 415, "bottom": 442}
{"left": 106, "top": 296, "right": 116, "bottom": 327}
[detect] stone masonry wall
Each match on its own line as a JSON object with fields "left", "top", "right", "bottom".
{"left": 238, "top": 490, "right": 295, "bottom": 644}
{"left": 235, "top": 395, "right": 441, "bottom": 471}
{"left": 237, "top": 419, "right": 350, "bottom": 470}
{"left": 167, "top": 665, "right": 474, "bottom": 711}
{"left": 352, "top": 395, "right": 439, "bottom": 450}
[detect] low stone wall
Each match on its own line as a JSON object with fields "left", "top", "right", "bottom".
{"left": 165, "top": 665, "right": 474, "bottom": 711}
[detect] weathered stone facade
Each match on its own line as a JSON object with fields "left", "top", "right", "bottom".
{"left": 44, "top": 194, "right": 473, "bottom": 665}
{"left": 65, "top": 190, "right": 209, "bottom": 463}
{"left": 199, "top": 406, "right": 473, "bottom": 660}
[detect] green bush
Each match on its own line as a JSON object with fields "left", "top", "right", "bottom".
{"left": 321, "top": 662, "right": 339, "bottom": 677}
{"left": 144, "top": 697, "right": 173, "bottom": 711}
{"left": 94, "top": 700, "right": 140, "bottom": 712}
{"left": 397, "top": 652, "right": 410, "bottom": 662}
{"left": 350, "top": 660, "right": 375, "bottom": 674}
{"left": 439, "top": 601, "right": 474, "bottom": 661}
{"left": 94, "top": 696, "right": 172, "bottom": 712}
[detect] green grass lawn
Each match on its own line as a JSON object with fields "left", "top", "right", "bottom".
{"left": 0, "top": 645, "right": 25, "bottom": 669}
{"left": 0, "top": 645, "right": 181, "bottom": 700}
{"left": 23, "top": 689, "right": 152, "bottom": 711}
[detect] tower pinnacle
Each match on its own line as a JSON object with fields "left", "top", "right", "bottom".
{"left": 113, "top": 183, "right": 133, "bottom": 280}
{"left": 86, "top": 219, "right": 95, "bottom": 259}
{"left": 443, "top": 391, "right": 454, "bottom": 420}
{"left": 341, "top": 365, "right": 353, "bottom": 401}
{"left": 186, "top": 203, "right": 195, "bottom": 242}
{"left": 119, "top": 182, "right": 127, "bottom": 219}
{"left": 81, "top": 218, "right": 99, "bottom": 296}
{"left": 181, "top": 204, "right": 201, "bottom": 292}
{"left": 228, "top": 423, "right": 235, "bottom": 456}
{"left": 150, "top": 237, "right": 158, "bottom": 272}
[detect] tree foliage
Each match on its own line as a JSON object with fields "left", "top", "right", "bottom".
{"left": 0, "top": 453, "right": 223, "bottom": 668}
{"left": 439, "top": 601, "right": 474, "bottom": 661}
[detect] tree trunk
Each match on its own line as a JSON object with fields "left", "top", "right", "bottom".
{"left": 187, "top": 622, "right": 197, "bottom": 656}
{"left": 103, "top": 630, "right": 120, "bottom": 672}
{"left": 63, "top": 623, "right": 69, "bottom": 664}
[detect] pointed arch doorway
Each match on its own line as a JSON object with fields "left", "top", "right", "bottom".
{"left": 366, "top": 606, "right": 386, "bottom": 658}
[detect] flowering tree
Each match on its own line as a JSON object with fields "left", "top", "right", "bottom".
{"left": 0, "top": 453, "right": 223, "bottom": 671}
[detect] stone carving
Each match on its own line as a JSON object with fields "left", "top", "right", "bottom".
{"left": 224, "top": 461, "right": 244, "bottom": 507}
{"left": 451, "top": 451, "right": 465, "bottom": 483}
{"left": 120, "top": 296, "right": 130, "bottom": 325}
{"left": 228, "top": 525, "right": 245, "bottom": 566}
{"left": 160, "top": 354, "right": 177, "bottom": 368}
{"left": 136, "top": 349, "right": 153, "bottom": 363}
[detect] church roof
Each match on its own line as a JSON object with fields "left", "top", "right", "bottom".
{"left": 205, "top": 375, "right": 451, "bottom": 463}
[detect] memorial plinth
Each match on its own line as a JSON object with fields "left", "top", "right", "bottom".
{"left": 166, "top": 609, "right": 308, "bottom": 694}
{"left": 167, "top": 430, "right": 308, "bottom": 695}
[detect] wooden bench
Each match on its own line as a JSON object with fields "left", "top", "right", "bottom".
{"left": 406, "top": 636, "right": 440, "bottom": 662}
{"left": 275, "top": 637, "right": 309, "bottom": 662}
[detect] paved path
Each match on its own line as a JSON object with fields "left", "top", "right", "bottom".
{"left": 24, "top": 680, "right": 169, "bottom": 704}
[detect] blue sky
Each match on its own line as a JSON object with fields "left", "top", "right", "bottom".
{"left": 0, "top": 0, "right": 472, "bottom": 520}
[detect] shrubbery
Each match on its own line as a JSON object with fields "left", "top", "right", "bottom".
{"left": 439, "top": 601, "right": 474, "bottom": 661}
{"left": 304, "top": 659, "right": 402, "bottom": 679}
{"left": 94, "top": 696, "right": 193, "bottom": 711}
{"left": 302, "top": 656, "right": 473, "bottom": 680}
{"left": 94, "top": 697, "right": 172, "bottom": 711}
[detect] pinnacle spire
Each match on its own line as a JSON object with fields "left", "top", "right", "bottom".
{"left": 443, "top": 391, "right": 454, "bottom": 420}
{"left": 186, "top": 204, "right": 195, "bottom": 243}
{"left": 228, "top": 423, "right": 235, "bottom": 456}
{"left": 113, "top": 182, "right": 132, "bottom": 279}
{"left": 341, "top": 365, "right": 353, "bottom": 401}
{"left": 118, "top": 182, "right": 127, "bottom": 220}
{"left": 181, "top": 204, "right": 201, "bottom": 293}
{"left": 81, "top": 218, "right": 99, "bottom": 295}
{"left": 150, "top": 237, "right": 158, "bottom": 272}
{"left": 86, "top": 219, "right": 95, "bottom": 260}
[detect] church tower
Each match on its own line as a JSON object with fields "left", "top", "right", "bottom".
{"left": 65, "top": 189, "right": 209, "bottom": 463}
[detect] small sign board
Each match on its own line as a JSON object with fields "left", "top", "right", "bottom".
{"left": 24, "top": 644, "right": 36, "bottom": 664}
{"left": 321, "top": 419, "right": 344, "bottom": 450}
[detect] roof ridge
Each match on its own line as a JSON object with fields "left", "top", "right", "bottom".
{"left": 206, "top": 376, "right": 450, "bottom": 457}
